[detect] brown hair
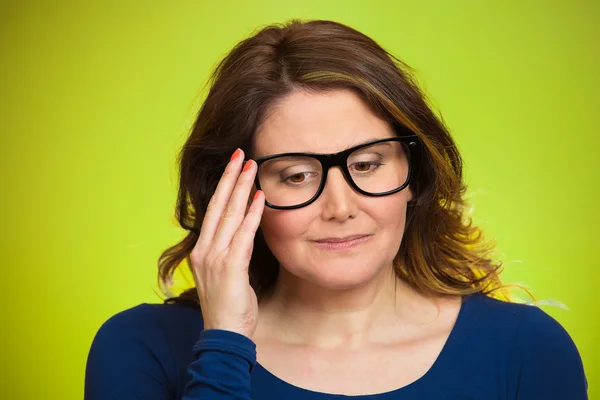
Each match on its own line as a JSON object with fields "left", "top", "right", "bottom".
{"left": 159, "top": 19, "right": 512, "bottom": 306}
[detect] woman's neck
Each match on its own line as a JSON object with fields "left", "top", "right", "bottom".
{"left": 256, "top": 266, "right": 459, "bottom": 350}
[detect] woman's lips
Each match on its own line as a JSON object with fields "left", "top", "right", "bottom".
{"left": 312, "top": 235, "right": 371, "bottom": 250}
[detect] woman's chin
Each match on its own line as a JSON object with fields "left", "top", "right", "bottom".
{"left": 304, "top": 263, "right": 385, "bottom": 290}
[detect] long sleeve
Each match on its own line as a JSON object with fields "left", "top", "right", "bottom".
{"left": 512, "top": 306, "right": 588, "bottom": 399}
{"left": 182, "top": 329, "right": 256, "bottom": 399}
{"left": 85, "top": 304, "right": 256, "bottom": 400}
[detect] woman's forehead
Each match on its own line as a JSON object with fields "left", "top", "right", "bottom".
{"left": 252, "top": 90, "right": 395, "bottom": 157}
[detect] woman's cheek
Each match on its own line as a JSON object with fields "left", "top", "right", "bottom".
{"left": 260, "top": 208, "right": 312, "bottom": 246}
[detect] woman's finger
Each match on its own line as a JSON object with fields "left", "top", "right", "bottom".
{"left": 194, "top": 149, "right": 245, "bottom": 253}
{"left": 228, "top": 190, "right": 265, "bottom": 269}
{"left": 211, "top": 159, "right": 258, "bottom": 252}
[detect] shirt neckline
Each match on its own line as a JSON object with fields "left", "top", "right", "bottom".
{"left": 252, "top": 292, "right": 481, "bottom": 398}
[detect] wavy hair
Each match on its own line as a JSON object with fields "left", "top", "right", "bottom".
{"left": 159, "top": 19, "right": 514, "bottom": 306}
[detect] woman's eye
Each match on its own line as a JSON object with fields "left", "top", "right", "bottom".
{"left": 280, "top": 171, "right": 315, "bottom": 184}
{"left": 354, "top": 162, "right": 371, "bottom": 171}
{"left": 351, "top": 161, "right": 380, "bottom": 172}
{"left": 288, "top": 173, "right": 306, "bottom": 183}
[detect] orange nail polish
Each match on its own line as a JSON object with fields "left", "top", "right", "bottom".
{"left": 230, "top": 149, "right": 241, "bottom": 162}
{"left": 253, "top": 190, "right": 261, "bottom": 201}
{"left": 243, "top": 160, "right": 254, "bottom": 172}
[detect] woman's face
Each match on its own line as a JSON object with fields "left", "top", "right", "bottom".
{"left": 252, "top": 89, "right": 413, "bottom": 290}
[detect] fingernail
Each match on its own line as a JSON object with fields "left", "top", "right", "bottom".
{"left": 243, "top": 160, "right": 254, "bottom": 172}
{"left": 253, "top": 190, "right": 261, "bottom": 201}
{"left": 230, "top": 148, "right": 241, "bottom": 162}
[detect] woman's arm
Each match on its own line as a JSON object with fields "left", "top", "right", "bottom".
{"left": 85, "top": 305, "right": 255, "bottom": 400}
{"left": 182, "top": 329, "right": 256, "bottom": 400}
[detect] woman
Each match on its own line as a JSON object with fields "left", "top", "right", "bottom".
{"left": 85, "top": 19, "right": 587, "bottom": 399}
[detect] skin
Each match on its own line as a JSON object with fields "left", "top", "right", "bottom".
{"left": 192, "top": 88, "right": 462, "bottom": 395}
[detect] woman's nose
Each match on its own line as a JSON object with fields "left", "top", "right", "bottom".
{"left": 318, "top": 167, "right": 358, "bottom": 221}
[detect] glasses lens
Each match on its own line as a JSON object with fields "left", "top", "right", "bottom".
{"left": 257, "top": 156, "right": 322, "bottom": 207}
{"left": 347, "top": 140, "right": 409, "bottom": 194}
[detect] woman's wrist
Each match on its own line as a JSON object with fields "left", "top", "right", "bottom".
{"left": 194, "top": 328, "right": 257, "bottom": 370}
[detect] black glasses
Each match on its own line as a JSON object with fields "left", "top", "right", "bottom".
{"left": 253, "top": 135, "right": 419, "bottom": 210}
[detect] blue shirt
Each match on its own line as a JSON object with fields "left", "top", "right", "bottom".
{"left": 84, "top": 293, "right": 588, "bottom": 399}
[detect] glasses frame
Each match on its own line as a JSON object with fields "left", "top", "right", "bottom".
{"left": 253, "top": 135, "right": 420, "bottom": 210}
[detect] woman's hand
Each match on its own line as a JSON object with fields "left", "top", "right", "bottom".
{"left": 190, "top": 148, "right": 265, "bottom": 339}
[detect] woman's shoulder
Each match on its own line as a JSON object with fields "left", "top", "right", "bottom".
{"left": 466, "top": 292, "right": 575, "bottom": 341}
{"left": 86, "top": 299, "right": 205, "bottom": 398}
{"left": 465, "top": 293, "right": 585, "bottom": 377}
{"left": 470, "top": 293, "right": 588, "bottom": 395}
{"left": 88, "top": 299, "right": 204, "bottom": 368}
{"left": 93, "top": 299, "right": 204, "bottom": 345}
{"left": 452, "top": 293, "right": 588, "bottom": 396}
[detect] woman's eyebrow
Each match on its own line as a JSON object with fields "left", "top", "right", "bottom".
{"left": 257, "top": 137, "right": 388, "bottom": 158}
{"left": 343, "top": 137, "right": 385, "bottom": 150}
{"left": 319, "top": 137, "right": 390, "bottom": 153}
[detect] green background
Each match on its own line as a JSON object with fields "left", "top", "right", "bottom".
{"left": 2, "top": 1, "right": 598, "bottom": 398}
